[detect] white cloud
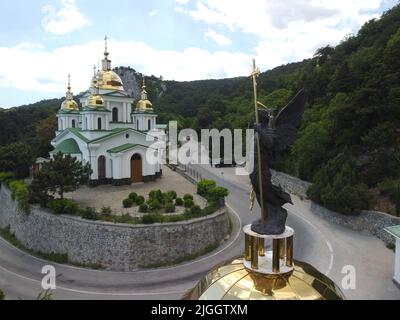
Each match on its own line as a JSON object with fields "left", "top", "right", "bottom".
{"left": 149, "top": 9, "right": 159, "bottom": 17}
{"left": 41, "top": 0, "right": 90, "bottom": 35}
{"left": 204, "top": 28, "right": 231, "bottom": 46}
{"left": 0, "top": 40, "right": 253, "bottom": 96}
{"left": 175, "top": 0, "right": 191, "bottom": 4}
{"left": 176, "top": 0, "right": 387, "bottom": 70}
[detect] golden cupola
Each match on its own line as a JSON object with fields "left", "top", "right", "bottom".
{"left": 95, "top": 36, "right": 125, "bottom": 91}
{"left": 61, "top": 74, "right": 79, "bottom": 111}
{"left": 136, "top": 77, "right": 153, "bottom": 111}
{"left": 87, "top": 71, "right": 105, "bottom": 108}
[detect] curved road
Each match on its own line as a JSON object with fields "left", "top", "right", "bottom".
{"left": 0, "top": 164, "right": 398, "bottom": 300}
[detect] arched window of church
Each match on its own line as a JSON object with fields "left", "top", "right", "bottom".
{"left": 98, "top": 117, "right": 102, "bottom": 130}
{"left": 85, "top": 117, "right": 88, "bottom": 130}
{"left": 72, "top": 119, "right": 76, "bottom": 128}
{"left": 148, "top": 119, "right": 151, "bottom": 131}
{"left": 112, "top": 107, "right": 118, "bottom": 122}
{"left": 137, "top": 119, "right": 139, "bottom": 130}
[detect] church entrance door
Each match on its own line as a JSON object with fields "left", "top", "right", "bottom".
{"left": 98, "top": 156, "right": 106, "bottom": 180}
{"left": 131, "top": 154, "right": 143, "bottom": 183}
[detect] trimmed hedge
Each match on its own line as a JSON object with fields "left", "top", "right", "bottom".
{"left": 123, "top": 198, "right": 134, "bottom": 208}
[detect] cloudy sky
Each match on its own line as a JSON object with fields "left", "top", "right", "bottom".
{"left": 0, "top": 0, "right": 397, "bottom": 108}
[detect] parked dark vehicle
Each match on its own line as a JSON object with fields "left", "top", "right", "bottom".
{"left": 213, "top": 158, "right": 237, "bottom": 168}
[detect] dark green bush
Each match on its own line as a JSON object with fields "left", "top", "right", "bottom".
{"left": 123, "top": 198, "right": 133, "bottom": 208}
{"left": 207, "top": 186, "right": 229, "bottom": 203}
{"left": 202, "top": 202, "right": 218, "bottom": 215}
{"left": 190, "top": 205, "right": 201, "bottom": 215}
{"left": 101, "top": 206, "right": 112, "bottom": 215}
{"left": 81, "top": 207, "right": 97, "bottom": 220}
{"left": 47, "top": 199, "right": 67, "bottom": 215}
{"left": 183, "top": 194, "right": 193, "bottom": 201}
{"left": 47, "top": 199, "right": 79, "bottom": 215}
{"left": 197, "top": 179, "right": 216, "bottom": 197}
{"left": 64, "top": 199, "right": 79, "bottom": 215}
{"left": 128, "top": 192, "right": 138, "bottom": 202}
{"left": 167, "top": 190, "right": 177, "bottom": 199}
{"left": 175, "top": 197, "right": 183, "bottom": 206}
{"left": 139, "top": 203, "right": 148, "bottom": 213}
{"left": 0, "top": 289, "right": 5, "bottom": 300}
{"left": 165, "top": 202, "right": 176, "bottom": 213}
{"left": 115, "top": 214, "right": 134, "bottom": 224}
{"left": 142, "top": 214, "right": 163, "bottom": 224}
{"left": 184, "top": 199, "right": 195, "bottom": 208}
{"left": 136, "top": 196, "right": 145, "bottom": 205}
{"left": 148, "top": 199, "right": 162, "bottom": 210}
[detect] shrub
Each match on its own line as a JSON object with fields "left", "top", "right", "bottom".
{"left": 184, "top": 199, "right": 195, "bottom": 208}
{"left": 9, "top": 180, "right": 30, "bottom": 214}
{"left": 0, "top": 172, "right": 14, "bottom": 186}
{"left": 116, "top": 214, "right": 134, "bottom": 224}
{"left": 149, "top": 189, "right": 163, "bottom": 202}
{"left": 175, "top": 197, "right": 183, "bottom": 206}
{"left": 202, "top": 202, "right": 218, "bottom": 215}
{"left": 197, "top": 180, "right": 216, "bottom": 197}
{"left": 123, "top": 198, "right": 133, "bottom": 208}
{"left": 207, "top": 186, "right": 229, "bottom": 205}
{"left": 139, "top": 203, "right": 149, "bottom": 213}
{"left": 142, "top": 214, "right": 163, "bottom": 224}
{"left": 128, "top": 192, "right": 138, "bottom": 202}
{"left": 47, "top": 199, "right": 67, "bottom": 215}
{"left": 0, "top": 289, "right": 4, "bottom": 300}
{"left": 148, "top": 199, "right": 162, "bottom": 211}
{"left": 167, "top": 190, "right": 177, "bottom": 200}
{"left": 165, "top": 202, "right": 176, "bottom": 213}
{"left": 101, "top": 206, "right": 112, "bottom": 215}
{"left": 190, "top": 205, "right": 201, "bottom": 215}
{"left": 81, "top": 207, "right": 97, "bottom": 220}
{"left": 135, "top": 196, "right": 145, "bottom": 205}
{"left": 63, "top": 199, "right": 79, "bottom": 215}
{"left": 183, "top": 194, "right": 193, "bottom": 201}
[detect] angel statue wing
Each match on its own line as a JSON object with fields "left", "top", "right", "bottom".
{"left": 274, "top": 89, "right": 307, "bottom": 152}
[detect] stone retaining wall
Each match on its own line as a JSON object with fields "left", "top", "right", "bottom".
{"left": 0, "top": 185, "right": 230, "bottom": 271}
{"left": 271, "top": 170, "right": 400, "bottom": 245}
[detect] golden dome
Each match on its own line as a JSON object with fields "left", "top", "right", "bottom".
{"left": 135, "top": 76, "right": 153, "bottom": 111}
{"left": 183, "top": 258, "right": 345, "bottom": 300}
{"left": 61, "top": 99, "right": 79, "bottom": 111}
{"left": 136, "top": 99, "right": 153, "bottom": 110}
{"left": 88, "top": 94, "right": 105, "bottom": 107}
{"left": 97, "top": 70, "right": 124, "bottom": 91}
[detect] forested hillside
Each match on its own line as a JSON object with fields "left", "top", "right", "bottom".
{"left": 1, "top": 4, "right": 399, "bottom": 215}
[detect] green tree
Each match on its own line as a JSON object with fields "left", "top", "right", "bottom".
{"left": 35, "top": 115, "right": 57, "bottom": 157}
{"left": 0, "top": 142, "right": 34, "bottom": 178}
{"left": 30, "top": 153, "right": 92, "bottom": 201}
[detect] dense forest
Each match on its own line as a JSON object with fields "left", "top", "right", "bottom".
{"left": 1, "top": 4, "right": 400, "bottom": 215}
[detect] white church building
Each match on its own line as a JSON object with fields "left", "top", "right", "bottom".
{"left": 50, "top": 39, "right": 165, "bottom": 186}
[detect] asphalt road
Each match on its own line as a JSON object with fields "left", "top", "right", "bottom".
{"left": 0, "top": 164, "right": 399, "bottom": 300}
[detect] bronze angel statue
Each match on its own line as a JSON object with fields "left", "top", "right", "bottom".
{"left": 250, "top": 89, "right": 307, "bottom": 235}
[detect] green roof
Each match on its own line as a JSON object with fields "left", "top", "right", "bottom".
{"left": 107, "top": 143, "right": 156, "bottom": 154}
{"left": 67, "top": 128, "right": 90, "bottom": 143}
{"left": 107, "top": 143, "right": 140, "bottom": 154}
{"left": 51, "top": 138, "right": 81, "bottom": 154}
{"left": 385, "top": 225, "right": 400, "bottom": 239}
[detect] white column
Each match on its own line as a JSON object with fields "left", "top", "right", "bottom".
{"left": 395, "top": 238, "right": 400, "bottom": 285}
{"left": 123, "top": 103, "right": 127, "bottom": 123}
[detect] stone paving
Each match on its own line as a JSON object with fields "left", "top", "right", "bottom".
{"left": 65, "top": 165, "right": 206, "bottom": 217}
